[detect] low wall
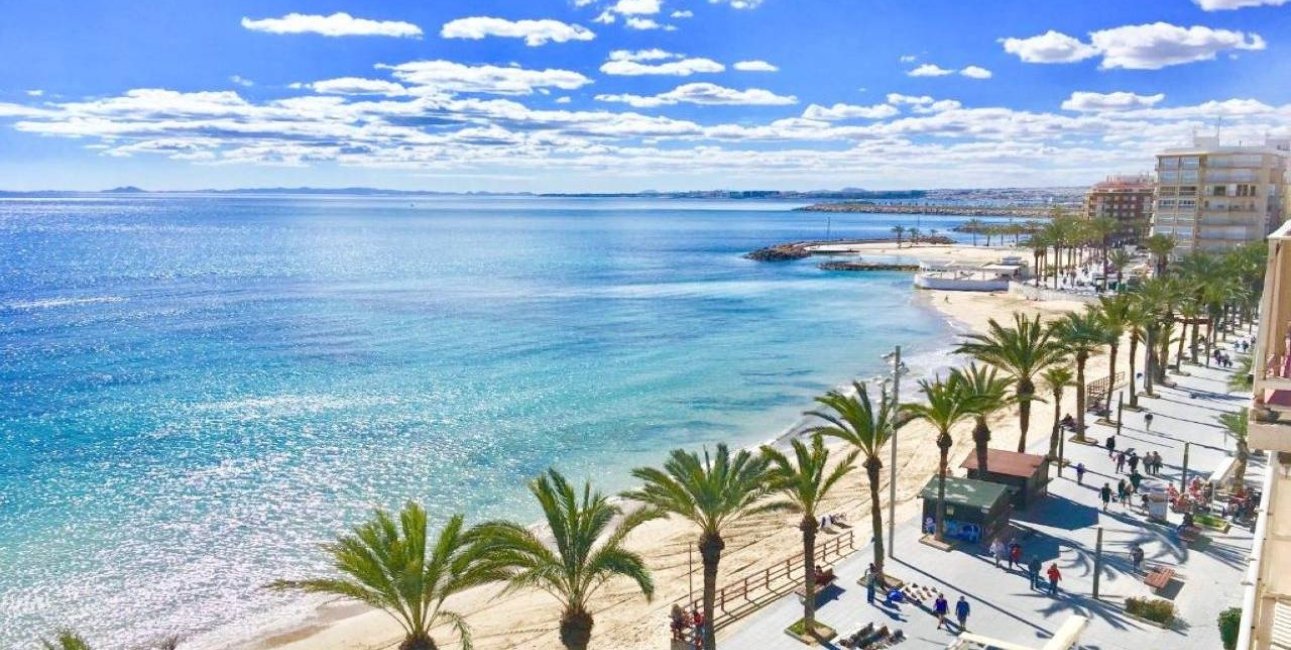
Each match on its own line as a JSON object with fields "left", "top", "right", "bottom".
{"left": 1008, "top": 281, "right": 1100, "bottom": 304}
{"left": 914, "top": 275, "right": 1010, "bottom": 291}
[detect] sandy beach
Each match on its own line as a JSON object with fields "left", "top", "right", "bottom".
{"left": 255, "top": 243, "right": 1107, "bottom": 650}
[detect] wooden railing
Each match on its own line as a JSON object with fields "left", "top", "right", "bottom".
{"left": 670, "top": 529, "right": 857, "bottom": 637}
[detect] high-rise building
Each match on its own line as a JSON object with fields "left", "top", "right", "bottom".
{"left": 1084, "top": 174, "right": 1153, "bottom": 245}
{"left": 1152, "top": 136, "right": 1290, "bottom": 254}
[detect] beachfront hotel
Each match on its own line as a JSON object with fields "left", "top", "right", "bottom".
{"left": 1152, "top": 136, "right": 1290, "bottom": 254}
{"left": 1238, "top": 220, "right": 1291, "bottom": 648}
{"left": 1084, "top": 174, "right": 1154, "bottom": 245}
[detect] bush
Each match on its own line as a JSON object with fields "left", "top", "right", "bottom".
{"left": 1195, "top": 513, "right": 1227, "bottom": 529}
{"left": 1219, "top": 607, "right": 1242, "bottom": 650}
{"left": 1126, "top": 597, "right": 1175, "bottom": 625}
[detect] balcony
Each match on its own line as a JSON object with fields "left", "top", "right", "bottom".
{"left": 1251, "top": 221, "right": 1291, "bottom": 452}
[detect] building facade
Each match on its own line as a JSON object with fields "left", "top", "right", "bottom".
{"left": 1084, "top": 174, "right": 1153, "bottom": 245}
{"left": 1152, "top": 136, "right": 1290, "bottom": 254}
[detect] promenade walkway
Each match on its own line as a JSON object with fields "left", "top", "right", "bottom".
{"left": 723, "top": 351, "right": 1257, "bottom": 649}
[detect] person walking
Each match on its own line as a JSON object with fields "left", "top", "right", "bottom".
{"left": 1046, "top": 563, "right": 1062, "bottom": 596}
{"left": 990, "top": 539, "right": 1005, "bottom": 568}
{"left": 1100, "top": 483, "right": 1112, "bottom": 511}
{"left": 934, "top": 593, "right": 949, "bottom": 630}
{"left": 1144, "top": 412, "right": 1154, "bottom": 433}
{"left": 1129, "top": 469, "right": 1143, "bottom": 495}
{"left": 1027, "top": 555, "right": 1042, "bottom": 590}
{"left": 1154, "top": 451, "right": 1163, "bottom": 476}
{"left": 864, "top": 563, "right": 878, "bottom": 604}
{"left": 1076, "top": 462, "right": 1087, "bottom": 485}
{"left": 1130, "top": 544, "right": 1144, "bottom": 572}
{"left": 1106, "top": 434, "right": 1117, "bottom": 459}
{"left": 955, "top": 596, "right": 971, "bottom": 632}
{"left": 1128, "top": 452, "right": 1140, "bottom": 474}
{"left": 1009, "top": 541, "right": 1022, "bottom": 570}
{"left": 1117, "top": 479, "right": 1129, "bottom": 509}
{"left": 1115, "top": 450, "right": 1126, "bottom": 474}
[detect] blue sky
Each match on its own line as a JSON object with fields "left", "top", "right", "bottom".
{"left": 2, "top": 0, "right": 1290, "bottom": 191}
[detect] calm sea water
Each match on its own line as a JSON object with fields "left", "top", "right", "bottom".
{"left": 0, "top": 195, "right": 980, "bottom": 648}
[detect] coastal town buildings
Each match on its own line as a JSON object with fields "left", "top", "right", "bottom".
{"left": 1239, "top": 220, "right": 1291, "bottom": 649}
{"left": 1084, "top": 174, "right": 1153, "bottom": 245}
{"left": 1152, "top": 136, "right": 1290, "bottom": 254}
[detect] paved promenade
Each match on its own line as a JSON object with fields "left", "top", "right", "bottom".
{"left": 724, "top": 353, "right": 1257, "bottom": 649}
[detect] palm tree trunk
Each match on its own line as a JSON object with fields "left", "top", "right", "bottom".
{"left": 799, "top": 516, "right": 818, "bottom": 630}
{"left": 399, "top": 633, "right": 436, "bottom": 650}
{"left": 1143, "top": 328, "right": 1156, "bottom": 396}
{"left": 1176, "top": 321, "right": 1187, "bottom": 368}
{"left": 1190, "top": 319, "right": 1200, "bottom": 363}
{"left": 559, "top": 608, "right": 594, "bottom": 650}
{"left": 1128, "top": 335, "right": 1140, "bottom": 408}
{"left": 1105, "top": 341, "right": 1119, "bottom": 414}
{"left": 935, "top": 433, "right": 951, "bottom": 541}
{"left": 698, "top": 533, "right": 724, "bottom": 650}
{"left": 866, "top": 456, "right": 885, "bottom": 572}
{"left": 974, "top": 417, "right": 990, "bottom": 474}
{"left": 1016, "top": 380, "right": 1034, "bottom": 453}
{"left": 1075, "top": 354, "right": 1088, "bottom": 442}
{"left": 1047, "top": 388, "right": 1063, "bottom": 460}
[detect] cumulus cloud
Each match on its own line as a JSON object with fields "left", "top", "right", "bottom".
{"left": 241, "top": 12, "right": 422, "bottom": 38}
{"left": 908, "top": 64, "right": 954, "bottom": 77}
{"left": 1061, "top": 91, "right": 1165, "bottom": 112}
{"left": 611, "top": 0, "right": 662, "bottom": 14}
{"left": 440, "top": 17, "right": 595, "bottom": 46}
{"left": 709, "top": 0, "right": 764, "bottom": 8}
{"left": 295, "top": 77, "right": 410, "bottom": 96}
{"left": 625, "top": 17, "right": 663, "bottom": 30}
{"left": 1194, "top": 0, "right": 1288, "bottom": 9}
{"left": 734, "top": 60, "right": 778, "bottom": 72}
{"left": 1002, "top": 23, "right": 1265, "bottom": 69}
{"left": 229, "top": 75, "right": 254, "bottom": 87}
{"left": 378, "top": 60, "right": 592, "bottom": 94}
{"left": 671, "top": 10, "right": 695, "bottom": 18}
{"left": 959, "top": 66, "right": 992, "bottom": 79}
{"left": 26, "top": 90, "right": 44, "bottom": 97}
{"left": 802, "top": 103, "right": 899, "bottom": 121}
{"left": 596, "top": 82, "right": 797, "bottom": 107}
{"left": 601, "top": 50, "right": 725, "bottom": 75}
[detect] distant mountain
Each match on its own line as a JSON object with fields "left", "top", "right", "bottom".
{"left": 103, "top": 186, "right": 146, "bottom": 193}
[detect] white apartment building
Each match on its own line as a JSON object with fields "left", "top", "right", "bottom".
{"left": 1152, "top": 136, "right": 1290, "bottom": 254}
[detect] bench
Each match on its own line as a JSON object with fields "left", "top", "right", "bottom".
{"left": 1144, "top": 566, "right": 1176, "bottom": 592}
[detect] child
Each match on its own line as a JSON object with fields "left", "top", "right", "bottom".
{"left": 1076, "top": 462, "right": 1087, "bottom": 485}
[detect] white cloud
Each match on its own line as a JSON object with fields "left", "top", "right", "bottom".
{"left": 899, "top": 55, "right": 917, "bottom": 63}
{"left": 671, "top": 10, "right": 695, "bottom": 18}
{"left": 378, "top": 60, "right": 592, "bottom": 94}
{"left": 886, "top": 93, "right": 933, "bottom": 106}
{"left": 297, "top": 77, "right": 410, "bottom": 96}
{"left": 593, "top": 11, "right": 617, "bottom": 24}
{"left": 1061, "top": 91, "right": 1165, "bottom": 112}
{"left": 1002, "top": 23, "right": 1265, "bottom": 69}
{"left": 625, "top": 17, "right": 663, "bottom": 29}
{"left": 555, "top": 97, "right": 573, "bottom": 104}
{"left": 1001, "top": 30, "right": 1098, "bottom": 63}
{"left": 229, "top": 75, "right": 254, "bottom": 87}
{"left": 959, "top": 65, "right": 992, "bottom": 79}
{"left": 601, "top": 51, "right": 725, "bottom": 75}
{"left": 908, "top": 64, "right": 954, "bottom": 77}
{"left": 612, "top": 0, "right": 662, "bottom": 14}
{"left": 25, "top": 90, "right": 44, "bottom": 97}
{"left": 709, "top": 0, "right": 764, "bottom": 8}
{"left": 241, "top": 12, "right": 422, "bottom": 38}
{"left": 1194, "top": 0, "right": 1289, "bottom": 9}
{"left": 440, "top": 17, "right": 595, "bottom": 46}
{"left": 802, "top": 103, "right": 899, "bottom": 121}
{"left": 596, "top": 82, "right": 797, "bottom": 107}
{"left": 734, "top": 60, "right": 778, "bottom": 72}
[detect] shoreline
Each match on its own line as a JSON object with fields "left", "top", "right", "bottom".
{"left": 235, "top": 244, "right": 1093, "bottom": 650}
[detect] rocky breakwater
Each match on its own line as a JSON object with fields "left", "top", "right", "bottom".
{"left": 744, "top": 243, "right": 813, "bottom": 261}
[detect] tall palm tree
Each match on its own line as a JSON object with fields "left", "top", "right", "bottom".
{"left": 1051, "top": 309, "right": 1111, "bottom": 442}
{"left": 904, "top": 377, "right": 972, "bottom": 542}
{"left": 1040, "top": 365, "right": 1074, "bottom": 460}
{"left": 954, "top": 363, "right": 1016, "bottom": 474}
{"left": 1096, "top": 294, "right": 1134, "bottom": 413}
{"left": 1218, "top": 408, "right": 1251, "bottom": 488}
{"left": 1089, "top": 216, "right": 1118, "bottom": 291}
{"left": 761, "top": 437, "right": 857, "bottom": 633}
{"left": 1107, "top": 248, "right": 1133, "bottom": 292}
{"left": 470, "top": 471, "right": 657, "bottom": 650}
{"left": 891, "top": 225, "right": 906, "bottom": 249}
{"left": 956, "top": 313, "right": 1065, "bottom": 452}
{"left": 41, "top": 632, "right": 91, "bottom": 650}
{"left": 1144, "top": 233, "right": 1177, "bottom": 275}
{"left": 626, "top": 444, "right": 774, "bottom": 650}
{"left": 806, "top": 382, "right": 896, "bottom": 571}
{"left": 1124, "top": 301, "right": 1150, "bottom": 409}
{"left": 270, "top": 503, "right": 496, "bottom": 650}
{"left": 965, "top": 219, "right": 983, "bottom": 246}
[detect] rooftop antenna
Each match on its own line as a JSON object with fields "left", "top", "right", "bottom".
{"left": 1215, "top": 115, "right": 1223, "bottom": 141}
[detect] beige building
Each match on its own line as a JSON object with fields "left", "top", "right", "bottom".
{"left": 1239, "top": 220, "right": 1291, "bottom": 649}
{"left": 1152, "top": 136, "right": 1289, "bottom": 254}
{"left": 1084, "top": 174, "right": 1153, "bottom": 245}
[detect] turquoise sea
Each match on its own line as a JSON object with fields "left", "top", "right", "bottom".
{"left": 0, "top": 196, "right": 982, "bottom": 648}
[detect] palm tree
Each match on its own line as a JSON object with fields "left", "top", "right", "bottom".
{"left": 964, "top": 219, "right": 983, "bottom": 246}
{"left": 1218, "top": 408, "right": 1251, "bottom": 488}
{"left": 41, "top": 632, "right": 91, "bottom": 650}
{"left": 956, "top": 313, "right": 1065, "bottom": 452}
{"left": 1040, "top": 365, "right": 1074, "bottom": 460}
{"left": 806, "top": 382, "right": 896, "bottom": 571}
{"left": 1108, "top": 248, "right": 1133, "bottom": 292}
{"left": 908, "top": 227, "right": 921, "bottom": 245}
{"left": 954, "top": 363, "right": 1016, "bottom": 474}
{"left": 891, "top": 225, "right": 906, "bottom": 248}
{"left": 270, "top": 503, "right": 495, "bottom": 650}
{"left": 904, "top": 377, "right": 972, "bottom": 541}
{"left": 470, "top": 471, "right": 657, "bottom": 650}
{"left": 1144, "top": 233, "right": 1176, "bottom": 275}
{"left": 1051, "top": 309, "right": 1111, "bottom": 443}
{"left": 626, "top": 444, "right": 774, "bottom": 650}
{"left": 1089, "top": 217, "right": 1118, "bottom": 291}
{"left": 761, "top": 437, "right": 857, "bottom": 633}
{"left": 1229, "top": 354, "right": 1254, "bottom": 392}
{"left": 1096, "top": 294, "right": 1134, "bottom": 413}
{"left": 1124, "top": 299, "right": 1150, "bottom": 409}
